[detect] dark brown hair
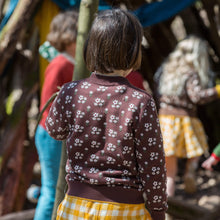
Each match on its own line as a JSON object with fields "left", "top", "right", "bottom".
{"left": 84, "top": 9, "right": 143, "bottom": 73}
{"left": 47, "top": 10, "right": 78, "bottom": 52}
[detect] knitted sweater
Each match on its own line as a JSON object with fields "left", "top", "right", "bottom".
{"left": 39, "top": 54, "right": 74, "bottom": 129}
{"left": 46, "top": 73, "right": 167, "bottom": 220}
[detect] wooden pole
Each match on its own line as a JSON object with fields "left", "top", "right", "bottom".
{"left": 51, "top": 1, "right": 99, "bottom": 219}
{"left": 73, "top": 0, "right": 99, "bottom": 81}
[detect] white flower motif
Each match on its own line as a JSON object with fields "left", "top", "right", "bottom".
{"left": 152, "top": 167, "right": 160, "bottom": 175}
{"left": 81, "top": 82, "right": 91, "bottom": 89}
{"left": 75, "top": 152, "right": 84, "bottom": 159}
{"left": 122, "top": 146, "right": 132, "bottom": 154}
{"left": 144, "top": 123, "right": 152, "bottom": 132}
{"left": 108, "top": 129, "right": 117, "bottom": 138}
{"left": 124, "top": 132, "right": 133, "bottom": 140}
{"left": 47, "top": 117, "right": 54, "bottom": 126}
{"left": 74, "top": 138, "right": 83, "bottom": 147}
{"left": 115, "top": 86, "right": 126, "bottom": 93}
{"left": 90, "top": 154, "right": 99, "bottom": 162}
{"left": 65, "top": 110, "right": 72, "bottom": 118}
{"left": 94, "top": 98, "right": 105, "bottom": 107}
{"left": 109, "top": 115, "right": 119, "bottom": 123}
{"left": 153, "top": 195, "right": 162, "bottom": 203}
{"left": 74, "top": 125, "right": 84, "bottom": 133}
{"left": 123, "top": 160, "right": 132, "bottom": 167}
{"left": 153, "top": 181, "right": 162, "bottom": 189}
{"left": 76, "top": 110, "right": 85, "bottom": 118}
{"left": 124, "top": 118, "right": 132, "bottom": 126}
{"left": 132, "top": 91, "right": 143, "bottom": 99}
{"left": 128, "top": 103, "right": 137, "bottom": 112}
{"left": 74, "top": 165, "right": 83, "bottom": 173}
{"left": 92, "top": 112, "right": 103, "bottom": 121}
{"left": 78, "top": 95, "right": 87, "bottom": 104}
{"left": 148, "top": 138, "right": 157, "bottom": 146}
{"left": 106, "top": 156, "right": 116, "bottom": 164}
{"left": 91, "top": 127, "right": 102, "bottom": 135}
{"left": 89, "top": 167, "right": 99, "bottom": 173}
{"left": 107, "top": 143, "right": 116, "bottom": 152}
{"left": 105, "top": 177, "right": 115, "bottom": 185}
{"left": 122, "top": 169, "right": 129, "bottom": 176}
{"left": 112, "top": 100, "right": 122, "bottom": 108}
{"left": 150, "top": 152, "right": 159, "bottom": 160}
{"left": 91, "top": 141, "right": 101, "bottom": 148}
{"left": 65, "top": 95, "right": 72, "bottom": 104}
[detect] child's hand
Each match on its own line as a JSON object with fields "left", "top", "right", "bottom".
{"left": 202, "top": 156, "right": 218, "bottom": 171}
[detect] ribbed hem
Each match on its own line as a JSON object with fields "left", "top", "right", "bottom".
{"left": 150, "top": 210, "right": 165, "bottom": 220}
{"left": 66, "top": 181, "right": 144, "bottom": 204}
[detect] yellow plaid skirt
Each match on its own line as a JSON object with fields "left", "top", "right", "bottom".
{"left": 56, "top": 194, "right": 152, "bottom": 220}
{"left": 159, "top": 115, "right": 208, "bottom": 158}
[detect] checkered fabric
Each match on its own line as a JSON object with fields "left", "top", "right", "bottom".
{"left": 56, "top": 194, "right": 152, "bottom": 220}
{"left": 159, "top": 115, "right": 208, "bottom": 158}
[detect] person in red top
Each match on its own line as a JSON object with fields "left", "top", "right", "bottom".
{"left": 34, "top": 11, "right": 78, "bottom": 220}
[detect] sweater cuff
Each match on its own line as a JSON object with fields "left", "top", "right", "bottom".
{"left": 150, "top": 210, "right": 165, "bottom": 220}
{"left": 216, "top": 85, "right": 220, "bottom": 97}
{"left": 211, "top": 153, "right": 220, "bottom": 162}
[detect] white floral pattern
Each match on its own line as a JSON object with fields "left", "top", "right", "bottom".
{"left": 45, "top": 73, "right": 167, "bottom": 215}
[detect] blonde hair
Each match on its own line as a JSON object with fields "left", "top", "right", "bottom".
{"left": 159, "top": 35, "right": 210, "bottom": 96}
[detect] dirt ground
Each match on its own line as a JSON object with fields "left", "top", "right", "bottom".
{"left": 168, "top": 159, "right": 220, "bottom": 220}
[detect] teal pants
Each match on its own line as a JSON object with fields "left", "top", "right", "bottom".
{"left": 34, "top": 125, "right": 62, "bottom": 220}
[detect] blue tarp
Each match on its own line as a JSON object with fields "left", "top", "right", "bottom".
{"left": 0, "top": 0, "right": 19, "bottom": 31}
{"left": 51, "top": 0, "right": 197, "bottom": 27}
{"left": 0, "top": 0, "right": 198, "bottom": 32}
{"left": 51, "top": 0, "right": 111, "bottom": 10}
{"left": 133, "top": 0, "right": 198, "bottom": 27}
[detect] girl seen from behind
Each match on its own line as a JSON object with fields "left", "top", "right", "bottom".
{"left": 155, "top": 35, "right": 220, "bottom": 197}
{"left": 46, "top": 9, "right": 167, "bottom": 220}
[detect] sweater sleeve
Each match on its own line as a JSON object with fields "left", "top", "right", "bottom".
{"left": 186, "top": 73, "right": 219, "bottom": 105}
{"left": 45, "top": 83, "right": 74, "bottom": 140}
{"left": 213, "top": 143, "right": 220, "bottom": 159}
{"left": 134, "top": 97, "right": 167, "bottom": 220}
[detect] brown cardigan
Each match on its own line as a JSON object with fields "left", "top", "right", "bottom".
{"left": 46, "top": 73, "right": 167, "bottom": 220}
